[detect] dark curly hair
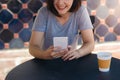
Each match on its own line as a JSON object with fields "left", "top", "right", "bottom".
{"left": 46, "top": 0, "right": 81, "bottom": 17}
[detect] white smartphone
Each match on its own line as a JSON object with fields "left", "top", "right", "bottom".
{"left": 53, "top": 37, "right": 68, "bottom": 51}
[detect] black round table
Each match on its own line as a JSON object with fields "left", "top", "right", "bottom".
{"left": 5, "top": 54, "right": 120, "bottom": 80}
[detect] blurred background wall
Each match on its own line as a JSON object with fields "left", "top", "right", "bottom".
{"left": 0, "top": 0, "right": 120, "bottom": 50}
{"left": 88, "top": 0, "right": 120, "bottom": 42}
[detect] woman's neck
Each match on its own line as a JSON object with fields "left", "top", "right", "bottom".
{"left": 56, "top": 12, "right": 71, "bottom": 25}
{"left": 59, "top": 12, "right": 71, "bottom": 19}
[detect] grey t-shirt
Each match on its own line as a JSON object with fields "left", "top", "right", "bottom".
{"left": 32, "top": 5, "right": 93, "bottom": 50}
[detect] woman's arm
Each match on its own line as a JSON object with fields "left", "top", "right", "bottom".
{"left": 78, "top": 29, "right": 94, "bottom": 56}
{"left": 29, "top": 31, "right": 54, "bottom": 60}
{"left": 62, "top": 29, "right": 94, "bottom": 60}
{"left": 29, "top": 31, "right": 68, "bottom": 60}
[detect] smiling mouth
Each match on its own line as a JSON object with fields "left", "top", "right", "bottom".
{"left": 57, "top": 6, "right": 66, "bottom": 10}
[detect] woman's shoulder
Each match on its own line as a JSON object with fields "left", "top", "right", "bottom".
{"left": 75, "top": 5, "right": 87, "bottom": 15}
{"left": 79, "top": 5, "right": 87, "bottom": 10}
{"left": 37, "top": 6, "right": 49, "bottom": 15}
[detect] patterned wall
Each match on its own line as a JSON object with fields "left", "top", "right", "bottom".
{"left": 0, "top": 0, "right": 120, "bottom": 49}
{"left": 87, "top": 0, "right": 120, "bottom": 42}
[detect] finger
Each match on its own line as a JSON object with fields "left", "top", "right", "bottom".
{"left": 56, "top": 50, "right": 67, "bottom": 58}
{"left": 68, "top": 51, "right": 80, "bottom": 60}
{"left": 68, "top": 56, "right": 76, "bottom": 60}
{"left": 63, "top": 53, "right": 74, "bottom": 61}
{"left": 59, "top": 50, "right": 68, "bottom": 54}
{"left": 51, "top": 52, "right": 56, "bottom": 55}
{"left": 62, "top": 52, "right": 70, "bottom": 59}
{"left": 63, "top": 55, "right": 74, "bottom": 61}
{"left": 53, "top": 49, "right": 66, "bottom": 57}
{"left": 67, "top": 45, "right": 72, "bottom": 51}
{"left": 48, "top": 46, "right": 54, "bottom": 52}
{"left": 62, "top": 50, "right": 73, "bottom": 59}
{"left": 51, "top": 52, "right": 59, "bottom": 59}
{"left": 54, "top": 46, "right": 62, "bottom": 52}
{"left": 63, "top": 50, "right": 68, "bottom": 54}
{"left": 51, "top": 51, "right": 64, "bottom": 58}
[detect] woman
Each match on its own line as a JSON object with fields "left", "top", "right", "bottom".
{"left": 29, "top": 0, "right": 94, "bottom": 61}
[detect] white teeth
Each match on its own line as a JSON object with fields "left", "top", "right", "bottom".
{"left": 59, "top": 7, "right": 64, "bottom": 9}
{"left": 59, "top": 7, "right": 65, "bottom": 9}
{"left": 58, "top": 6, "right": 66, "bottom": 10}
{"left": 59, "top": 6, "right": 65, "bottom": 8}
{"left": 57, "top": 5, "right": 66, "bottom": 8}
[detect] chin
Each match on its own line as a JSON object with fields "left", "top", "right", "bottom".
{"left": 57, "top": 10, "right": 68, "bottom": 15}
{"left": 58, "top": 12, "right": 67, "bottom": 15}
{"left": 59, "top": 13, "right": 66, "bottom": 15}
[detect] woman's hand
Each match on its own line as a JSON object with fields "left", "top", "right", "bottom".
{"left": 43, "top": 46, "right": 54, "bottom": 59}
{"left": 62, "top": 49, "right": 81, "bottom": 61}
{"left": 51, "top": 45, "right": 72, "bottom": 59}
{"left": 51, "top": 49, "right": 68, "bottom": 59}
{"left": 43, "top": 46, "right": 68, "bottom": 59}
{"left": 51, "top": 46, "right": 68, "bottom": 59}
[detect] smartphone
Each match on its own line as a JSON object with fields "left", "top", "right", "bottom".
{"left": 53, "top": 37, "right": 68, "bottom": 52}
